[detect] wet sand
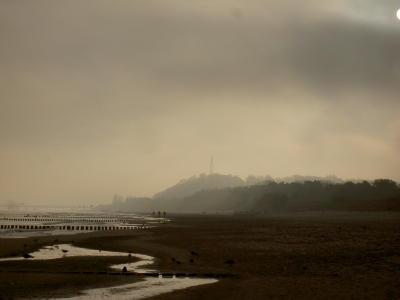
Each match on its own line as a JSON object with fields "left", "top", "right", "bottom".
{"left": 1, "top": 211, "right": 400, "bottom": 299}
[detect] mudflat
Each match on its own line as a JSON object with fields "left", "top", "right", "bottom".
{"left": 1, "top": 211, "right": 399, "bottom": 300}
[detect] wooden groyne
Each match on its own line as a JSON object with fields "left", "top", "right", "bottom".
{"left": 0, "top": 224, "right": 148, "bottom": 230}
{"left": 2, "top": 216, "right": 131, "bottom": 223}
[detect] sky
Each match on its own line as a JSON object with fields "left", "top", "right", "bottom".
{"left": 1, "top": 0, "right": 400, "bottom": 206}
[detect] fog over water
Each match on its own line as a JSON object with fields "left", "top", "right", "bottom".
{"left": 1, "top": 1, "right": 400, "bottom": 206}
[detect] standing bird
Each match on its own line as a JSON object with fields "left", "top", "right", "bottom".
{"left": 190, "top": 258, "right": 194, "bottom": 265}
{"left": 224, "top": 260, "right": 234, "bottom": 266}
{"left": 62, "top": 249, "right": 68, "bottom": 254}
{"left": 171, "top": 257, "right": 176, "bottom": 263}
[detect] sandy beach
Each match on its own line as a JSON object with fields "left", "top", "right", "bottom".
{"left": 1, "top": 211, "right": 400, "bottom": 299}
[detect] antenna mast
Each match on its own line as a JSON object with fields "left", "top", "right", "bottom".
{"left": 210, "top": 155, "right": 213, "bottom": 175}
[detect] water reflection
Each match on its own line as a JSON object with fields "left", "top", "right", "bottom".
{"left": 0, "top": 244, "right": 153, "bottom": 269}
{"left": 0, "top": 244, "right": 218, "bottom": 299}
{"left": 47, "top": 277, "right": 217, "bottom": 300}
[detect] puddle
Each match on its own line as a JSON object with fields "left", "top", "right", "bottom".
{"left": 0, "top": 244, "right": 154, "bottom": 272}
{"left": 0, "top": 229, "right": 95, "bottom": 239}
{"left": 46, "top": 277, "right": 217, "bottom": 300}
{"left": 0, "top": 244, "right": 218, "bottom": 299}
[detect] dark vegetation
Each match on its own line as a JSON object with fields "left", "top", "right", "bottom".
{"left": 153, "top": 173, "right": 245, "bottom": 200}
{"left": 97, "top": 174, "right": 400, "bottom": 212}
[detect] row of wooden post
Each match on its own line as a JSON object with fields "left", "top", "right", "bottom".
{"left": 3, "top": 217, "right": 128, "bottom": 223}
{"left": 0, "top": 224, "right": 145, "bottom": 230}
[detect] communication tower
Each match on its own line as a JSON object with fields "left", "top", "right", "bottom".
{"left": 210, "top": 155, "right": 213, "bottom": 175}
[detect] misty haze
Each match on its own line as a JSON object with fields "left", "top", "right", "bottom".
{"left": 1, "top": 1, "right": 400, "bottom": 299}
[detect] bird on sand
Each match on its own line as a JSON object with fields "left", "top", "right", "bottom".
{"left": 190, "top": 259, "right": 194, "bottom": 264}
{"left": 61, "top": 249, "right": 68, "bottom": 254}
{"left": 191, "top": 251, "right": 199, "bottom": 256}
{"left": 224, "top": 259, "right": 234, "bottom": 266}
{"left": 23, "top": 253, "right": 34, "bottom": 259}
{"left": 171, "top": 257, "right": 176, "bottom": 262}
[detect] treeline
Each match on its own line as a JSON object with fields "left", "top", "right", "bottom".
{"left": 97, "top": 179, "right": 400, "bottom": 212}
{"left": 152, "top": 173, "right": 345, "bottom": 201}
{"left": 180, "top": 179, "right": 399, "bottom": 212}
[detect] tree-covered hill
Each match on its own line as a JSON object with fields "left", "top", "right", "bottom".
{"left": 96, "top": 177, "right": 400, "bottom": 213}
{"left": 176, "top": 179, "right": 400, "bottom": 212}
{"left": 152, "top": 173, "right": 245, "bottom": 200}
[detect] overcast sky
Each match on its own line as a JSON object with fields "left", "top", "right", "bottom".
{"left": 1, "top": 0, "right": 400, "bottom": 206}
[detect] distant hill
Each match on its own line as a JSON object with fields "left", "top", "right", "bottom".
{"left": 175, "top": 178, "right": 400, "bottom": 212}
{"left": 96, "top": 174, "right": 399, "bottom": 213}
{"left": 152, "top": 173, "right": 245, "bottom": 200}
{"left": 154, "top": 173, "right": 346, "bottom": 201}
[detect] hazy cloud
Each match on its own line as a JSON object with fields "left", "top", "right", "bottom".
{"left": 1, "top": 0, "right": 399, "bottom": 205}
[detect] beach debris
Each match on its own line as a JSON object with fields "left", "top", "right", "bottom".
{"left": 23, "top": 253, "right": 34, "bottom": 259}
{"left": 224, "top": 260, "right": 234, "bottom": 266}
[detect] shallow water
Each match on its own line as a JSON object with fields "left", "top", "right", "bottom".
{"left": 47, "top": 277, "right": 217, "bottom": 300}
{"left": 0, "top": 211, "right": 168, "bottom": 239}
{"left": 0, "top": 244, "right": 154, "bottom": 272}
{"left": 0, "top": 244, "right": 218, "bottom": 299}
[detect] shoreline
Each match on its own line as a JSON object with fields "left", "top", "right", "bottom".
{"left": 0, "top": 243, "right": 218, "bottom": 300}
{"left": 1, "top": 212, "right": 400, "bottom": 299}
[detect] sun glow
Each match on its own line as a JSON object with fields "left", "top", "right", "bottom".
{"left": 397, "top": 9, "right": 400, "bottom": 19}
